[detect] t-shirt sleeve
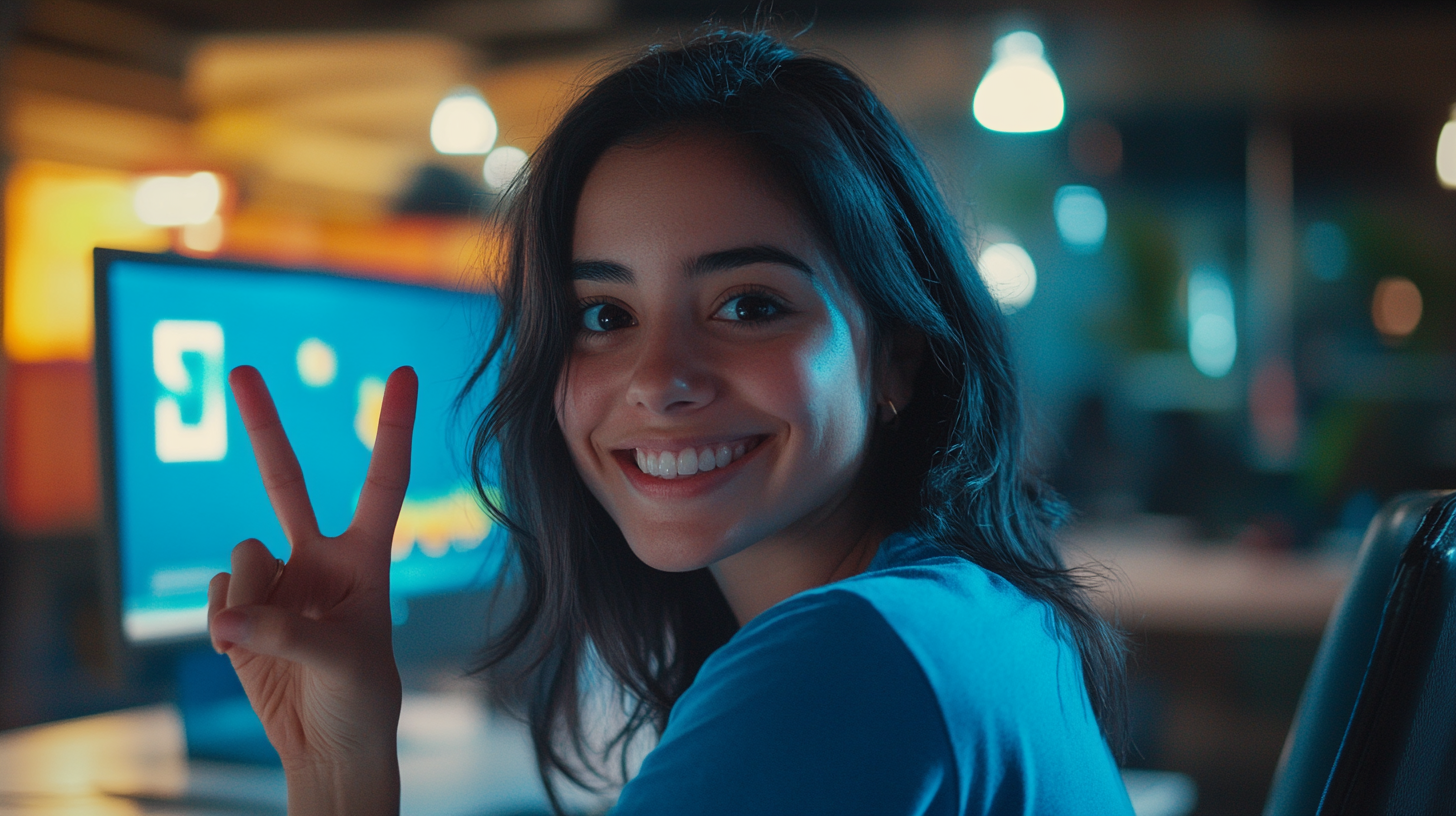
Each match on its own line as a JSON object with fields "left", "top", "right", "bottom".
{"left": 612, "top": 590, "right": 958, "bottom": 816}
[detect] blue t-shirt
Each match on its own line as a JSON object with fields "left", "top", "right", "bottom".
{"left": 613, "top": 530, "right": 1133, "bottom": 815}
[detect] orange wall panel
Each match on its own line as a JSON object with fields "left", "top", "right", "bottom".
{"left": 3, "top": 362, "right": 100, "bottom": 535}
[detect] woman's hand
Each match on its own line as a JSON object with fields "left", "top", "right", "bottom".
{"left": 207, "top": 364, "right": 417, "bottom": 816}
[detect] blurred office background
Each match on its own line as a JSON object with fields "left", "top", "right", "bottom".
{"left": 0, "top": 1, "right": 1453, "bottom": 813}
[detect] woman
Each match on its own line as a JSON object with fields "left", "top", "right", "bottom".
{"left": 209, "top": 29, "right": 1132, "bottom": 815}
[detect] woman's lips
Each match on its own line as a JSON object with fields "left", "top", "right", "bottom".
{"left": 611, "top": 435, "right": 766, "bottom": 493}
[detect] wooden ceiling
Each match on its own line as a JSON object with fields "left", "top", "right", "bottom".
{"left": 4, "top": 0, "right": 1454, "bottom": 213}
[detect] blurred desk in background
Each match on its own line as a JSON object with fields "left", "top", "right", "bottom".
{"left": 1062, "top": 516, "right": 1354, "bottom": 815}
{"left": 1062, "top": 516, "right": 1354, "bottom": 633}
{"left": 0, "top": 691, "right": 595, "bottom": 815}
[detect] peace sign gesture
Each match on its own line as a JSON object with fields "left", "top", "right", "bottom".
{"left": 208, "top": 364, "right": 417, "bottom": 816}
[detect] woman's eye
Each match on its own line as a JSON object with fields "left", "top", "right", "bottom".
{"left": 580, "top": 302, "right": 635, "bottom": 333}
{"left": 715, "top": 293, "right": 785, "bottom": 323}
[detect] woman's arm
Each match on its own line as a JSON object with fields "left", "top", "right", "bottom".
{"left": 208, "top": 365, "right": 417, "bottom": 816}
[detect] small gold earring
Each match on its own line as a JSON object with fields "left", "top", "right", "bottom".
{"left": 884, "top": 399, "right": 899, "bottom": 421}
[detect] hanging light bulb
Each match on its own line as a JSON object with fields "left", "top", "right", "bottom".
{"left": 972, "top": 31, "right": 1065, "bottom": 134}
{"left": 430, "top": 86, "right": 498, "bottom": 155}
{"left": 1437, "top": 104, "right": 1456, "bottom": 189}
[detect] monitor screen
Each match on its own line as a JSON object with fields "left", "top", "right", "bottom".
{"left": 96, "top": 250, "right": 505, "bottom": 644}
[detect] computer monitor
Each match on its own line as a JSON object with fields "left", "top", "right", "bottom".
{"left": 95, "top": 249, "right": 505, "bottom": 646}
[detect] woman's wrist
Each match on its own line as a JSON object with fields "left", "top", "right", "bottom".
{"left": 284, "top": 745, "right": 400, "bottom": 816}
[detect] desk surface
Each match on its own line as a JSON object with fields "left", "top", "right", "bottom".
{"left": 0, "top": 692, "right": 608, "bottom": 815}
{"left": 0, "top": 700, "right": 1192, "bottom": 816}
{"left": 1062, "top": 516, "right": 1354, "bottom": 633}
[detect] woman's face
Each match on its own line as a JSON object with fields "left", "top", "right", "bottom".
{"left": 558, "top": 129, "right": 883, "bottom": 572}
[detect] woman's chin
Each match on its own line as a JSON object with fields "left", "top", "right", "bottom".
{"left": 623, "top": 528, "right": 741, "bottom": 573}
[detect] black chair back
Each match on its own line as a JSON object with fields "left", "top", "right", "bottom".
{"left": 1266, "top": 490, "right": 1456, "bottom": 816}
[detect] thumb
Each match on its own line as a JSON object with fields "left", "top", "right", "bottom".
{"left": 214, "top": 604, "right": 354, "bottom": 671}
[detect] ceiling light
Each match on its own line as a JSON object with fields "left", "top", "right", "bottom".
{"left": 972, "top": 31, "right": 1064, "bottom": 134}
{"left": 133, "top": 172, "right": 222, "bottom": 226}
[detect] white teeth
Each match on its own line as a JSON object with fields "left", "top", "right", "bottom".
{"left": 678, "top": 447, "right": 698, "bottom": 476}
{"left": 634, "top": 440, "right": 754, "bottom": 480}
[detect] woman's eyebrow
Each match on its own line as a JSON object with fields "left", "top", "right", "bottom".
{"left": 571, "top": 260, "right": 633, "bottom": 282}
{"left": 569, "top": 246, "right": 815, "bottom": 283}
{"left": 688, "top": 245, "right": 815, "bottom": 278}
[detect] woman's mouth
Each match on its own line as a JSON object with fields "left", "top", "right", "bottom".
{"left": 631, "top": 437, "right": 762, "bottom": 480}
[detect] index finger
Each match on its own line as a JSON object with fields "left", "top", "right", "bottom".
{"left": 229, "top": 365, "right": 321, "bottom": 546}
{"left": 350, "top": 366, "right": 418, "bottom": 546}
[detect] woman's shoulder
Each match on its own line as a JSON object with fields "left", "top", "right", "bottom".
{"left": 753, "top": 530, "right": 1056, "bottom": 663}
{"left": 726, "top": 529, "right": 1097, "bottom": 742}
{"left": 740, "top": 532, "right": 1130, "bottom": 813}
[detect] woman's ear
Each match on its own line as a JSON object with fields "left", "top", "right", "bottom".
{"left": 877, "top": 327, "right": 926, "bottom": 423}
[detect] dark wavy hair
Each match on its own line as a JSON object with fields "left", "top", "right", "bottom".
{"left": 461, "top": 27, "right": 1126, "bottom": 809}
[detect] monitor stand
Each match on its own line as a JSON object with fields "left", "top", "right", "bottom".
{"left": 176, "top": 649, "right": 280, "bottom": 766}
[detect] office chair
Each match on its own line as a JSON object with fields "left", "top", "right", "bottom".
{"left": 1265, "top": 490, "right": 1456, "bottom": 815}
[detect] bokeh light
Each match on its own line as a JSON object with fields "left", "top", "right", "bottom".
{"left": 972, "top": 31, "right": 1065, "bottom": 134}
{"left": 976, "top": 241, "right": 1037, "bottom": 313}
{"left": 482, "top": 145, "right": 529, "bottom": 191}
{"left": 430, "top": 86, "right": 498, "bottom": 155}
{"left": 133, "top": 172, "right": 222, "bottom": 227}
{"left": 1437, "top": 105, "right": 1456, "bottom": 189}
{"left": 1053, "top": 185, "right": 1107, "bottom": 252}
{"left": 1187, "top": 266, "right": 1237, "bottom": 378}
{"left": 1371, "top": 276, "right": 1422, "bottom": 339}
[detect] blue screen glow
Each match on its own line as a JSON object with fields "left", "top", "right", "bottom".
{"left": 1053, "top": 185, "right": 1107, "bottom": 253}
{"left": 104, "top": 256, "right": 503, "bottom": 642}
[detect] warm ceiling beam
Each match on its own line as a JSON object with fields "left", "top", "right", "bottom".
{"left": 22, "top": 0, "right": 189, "bottom": 75}
{"left": 6, "top": 89, "right": 192, "bottom": 169}
{"left": 187, "top": 33, "right": 477, "bottom": 108}
{"left": 6, "top": 44, "right": 189, "bottom": 119}
{"left": 417, "top": 0, "right": 615, "bottom": 40}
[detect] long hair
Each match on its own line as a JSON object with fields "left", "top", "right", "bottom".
{"left": 462, "top": 27, "right": 1126, "bottom": 808}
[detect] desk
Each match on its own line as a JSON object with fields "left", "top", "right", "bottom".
{"left": 1062, "top": 517, "right": 1354, "bottom": 633}
{"left": 0, "top": 691, "right": 609, "bottom": 815}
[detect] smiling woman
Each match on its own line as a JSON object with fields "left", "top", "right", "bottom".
{"left": 207, "top": 27, "right": 1132, "bottom": 816}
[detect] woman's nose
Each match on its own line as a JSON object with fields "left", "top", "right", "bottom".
{"left": 625, "top": 324, "right": 715, "bottom": 414}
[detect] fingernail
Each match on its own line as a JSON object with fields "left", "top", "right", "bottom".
{"left": 212, "top": 609, "right": 252, "bottom": 645}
